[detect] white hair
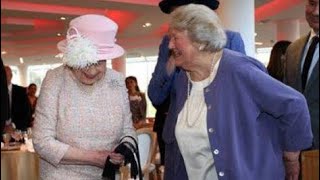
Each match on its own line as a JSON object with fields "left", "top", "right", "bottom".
{"left": 169, "top": 4, "right": 227, "bottom": 52}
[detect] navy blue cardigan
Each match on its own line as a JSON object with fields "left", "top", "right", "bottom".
{"left": 163, "top": 49, "right": 313, "bottom": 180}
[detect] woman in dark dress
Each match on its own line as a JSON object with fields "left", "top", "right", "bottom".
{"left": 125, "top": 76, "right": 147, "bottom": 128}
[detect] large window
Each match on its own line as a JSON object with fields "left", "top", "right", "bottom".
{"left": 27, "top": 63, "right": 62, "bottom": 95}
{"left": 10, "top": 66, "right": 20, "bottom": 85}
{"left": 256, "top": 47, "right": 272, "bottom": 67}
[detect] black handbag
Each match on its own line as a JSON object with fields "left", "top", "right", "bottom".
{"left": 102, "top": 136, "right": 143, "bottom": 180}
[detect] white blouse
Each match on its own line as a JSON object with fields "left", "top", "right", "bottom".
{"left": 175, "top": 59, "right": 221, "bottom": 180}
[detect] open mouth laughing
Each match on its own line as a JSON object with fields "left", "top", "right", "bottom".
{"left": 170, "top": 49, "right": 182, "bottom": 59}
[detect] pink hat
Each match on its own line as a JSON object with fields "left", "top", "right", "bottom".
{"left": 57, "top": 14, "right": 124, "bottom": 68}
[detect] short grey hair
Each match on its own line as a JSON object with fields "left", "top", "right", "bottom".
{"left": 169, "top": 4, "right": 227, "bottom": 52}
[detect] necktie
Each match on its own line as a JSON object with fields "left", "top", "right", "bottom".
{"left": 301, "top": 36, "right": 319, "bottom": 91}
{"left": 8, "top": 88, "right": 12, "bottom": 119}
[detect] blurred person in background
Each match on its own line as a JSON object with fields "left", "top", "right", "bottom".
{"left": 163, "top": 4, "right": 312, "bottom": 180}
{"left": 267, "top": 40, "right": 292, "bottom": 82}
{"left": 32, "top": 14, "right": 136, "bottom": 179}
{"left": 4, "top": 65, "right": 32, "bottom": 132}
{"left": 27, "top": 83, "right": 38, "bottom": 126}
{"left": 0, "top": 58, "right": 9, "bottom": 139}
{"left": 125, "top": 76, "right": 147, "bottom": 129}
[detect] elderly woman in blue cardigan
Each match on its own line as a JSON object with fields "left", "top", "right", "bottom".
{"left": 161, "top": 4, "right": 313, "bottom": 180}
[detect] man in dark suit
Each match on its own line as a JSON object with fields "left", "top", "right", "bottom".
{"left": 284, "top": 0, "right": 319, "bottom": 149}
{"left": 1, "top": 58, "right": 9, "bottom": 137}
{"left": 4, "top": 66, "right": 32, "bottom": 131}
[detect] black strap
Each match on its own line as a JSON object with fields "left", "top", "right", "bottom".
{"left": 121, "top": 141, "right": 141, "bottom": 179}
{"left": 102, "top": 143, "right": 137, "bottom": 180}
{"left": 102, "top": 156, "right": 120, "bottom": 180}
{"left": 102, "top": 135, "right": 143, "bottom": 180}
{"left": 119, "top": 136, "right": 143, "bottom": 180}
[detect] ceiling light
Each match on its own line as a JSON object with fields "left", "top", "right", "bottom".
{"left": 142, "top": 22, "right": 152, "bottom": 28}
{"left": 19, "top": 57, "right": 24, "bottom": 64}
{"left": 1, "top": 51, "right": 7, "bottom": 55}
{"left": 57, "top": 33, "right": 62, "bottom": 36}
{"left": 60, "top": 17, "right": 66, "bottom": 20}
{"left": 255, "top": 42, "right": 263, "bottom": 46}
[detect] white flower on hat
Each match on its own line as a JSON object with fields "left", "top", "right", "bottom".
{"left": 63, "top": 35, "right": 98, "bottom": 69}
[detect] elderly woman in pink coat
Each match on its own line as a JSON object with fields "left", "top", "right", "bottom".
{"left": 32, "top": 14, "right": 136, "bottom": 179}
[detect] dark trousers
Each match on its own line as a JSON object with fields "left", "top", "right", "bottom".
{"left": 157, "top": 129, "right": 165, "bottom": 165}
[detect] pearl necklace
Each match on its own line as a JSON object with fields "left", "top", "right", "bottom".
{"left": 185, "top": 52, "right": 220, "bottom": 127}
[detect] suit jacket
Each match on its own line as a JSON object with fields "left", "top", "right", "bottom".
{"left": 0, "top": 58, "right": 9, "bottom": 134}
{"left": 11, "top": 84, "right": 32, "bottom": 131}
{"left": 284, "top": 33, "right": 319, "bottom": 149}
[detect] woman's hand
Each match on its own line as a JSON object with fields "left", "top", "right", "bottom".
{"left": 284, "top": 160, "right": 300, "bottom": 180}
{"left": 109, "top": 152, "right": 125, "bottom": 165}
{"left": 94, "top": 150, "right": 124, "bottom": 167}
{"left": 91, "top": 150, "right": 112, "bottom": 168}
{"left": 283, "top": 151, "right": 300, "bottom": 180}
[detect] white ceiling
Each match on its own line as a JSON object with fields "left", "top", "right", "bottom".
{"left": 1, "top": 0, "right": 309, "bottom": 66}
